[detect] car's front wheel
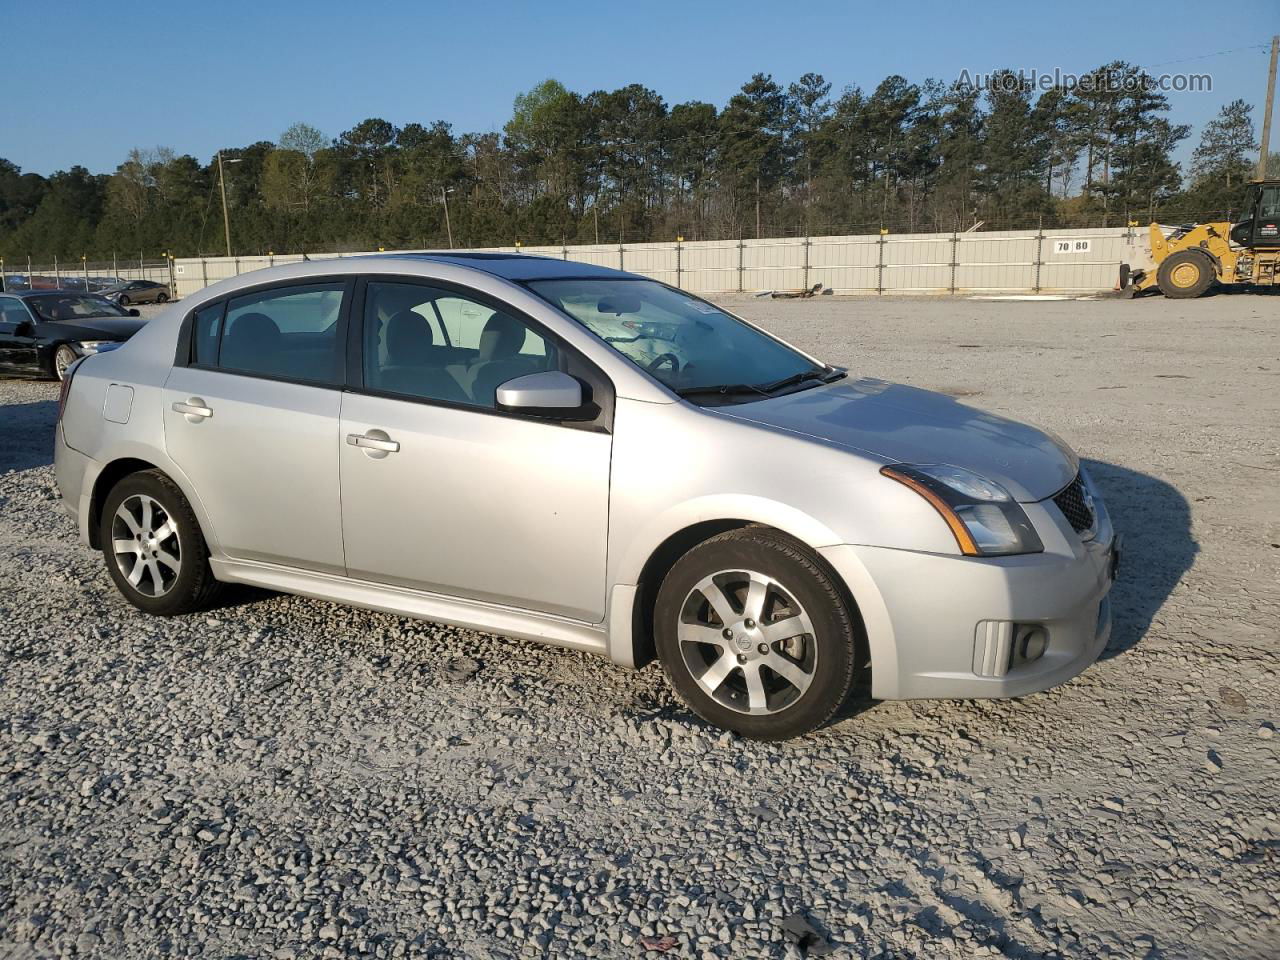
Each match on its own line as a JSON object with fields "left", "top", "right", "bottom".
{"left": 99, "top": 470, "right": 222, "bottom": 615}
{"left": 53, "top": 344, "right": 77, "bottom": 381}
{"left": 117, "top": 294, "right": 131, "bottom": 306}
{"left": 654, "top": 527, "right": 860, "bottom": 740}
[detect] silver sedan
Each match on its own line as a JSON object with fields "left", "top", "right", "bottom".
{"left": 54, "top": 254, "right": 1118, "bottom": 739}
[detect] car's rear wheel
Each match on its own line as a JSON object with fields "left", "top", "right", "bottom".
{"left": 53, "top": 344, "right": 77, "bottom": 381}
{"left": 156, "top": 292, "right": 168, "bottom": 303}
{"left": 99, "top": 470, "right": 222, "bottom": 615}
{"left": 654, "top": 527, "right": 859, "bottom": 740}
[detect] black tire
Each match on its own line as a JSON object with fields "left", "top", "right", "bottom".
{"left": 52, "top": 344, "right": 77, "bottom": 381}
{"left": 99, "top": 469, "right": 222, "bottom": 616}
{"left": 654, "top": 527, "right": 859, "bottom": 740}
{"left": 117, "top": 294, "right": 130, "bottom": 306}
{"left": 156, "top": 292, "right": 168, "bottom": 303}
{"left": 1157, "top": 250, "right": 1215, "bottom": 299}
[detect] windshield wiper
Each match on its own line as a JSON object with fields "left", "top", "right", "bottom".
{"left": 675, "top": 382, "right": 772, "bottom": 400}
{"left": 757, "top": 366, "right": 842, "bottom": 394}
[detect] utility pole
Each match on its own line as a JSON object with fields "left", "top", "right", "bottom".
{"left": 755, "top": 176, "right": 761, "bottom": 239}
{"left": 217, "top": 152, "right": 243, "bottom": 257}
{"left": 440, "top": 186, "right": 454, "bottom": 248}
{"left": 1259, "top": 35, "right": 1279, "bottom": 180}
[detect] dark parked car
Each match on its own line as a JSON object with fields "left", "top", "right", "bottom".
{"left": 0, "top": 291, "right": 147, "bottom": 380}
{"left": 102, "top": 279, "right": 170, "bottom": 306}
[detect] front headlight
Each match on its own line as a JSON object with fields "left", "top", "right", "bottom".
{"left": 73, "top": 340, "right": 120, "bottom": 355}
{"left": 880, "top": 463, "right": 1044, "bottom": 556}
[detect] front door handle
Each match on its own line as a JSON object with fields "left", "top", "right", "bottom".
{"left": 172, "top": 398, "right": 213, "bottom": 420}
{"left": 346, "top": 432, "right": 400, "bottom": 453}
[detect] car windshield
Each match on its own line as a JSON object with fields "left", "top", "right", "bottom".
{"left": 28, "top": 295, "right": 129, "bottom": 321}
{"left": 528, "top": 278, "right": 835, "bottom": 402}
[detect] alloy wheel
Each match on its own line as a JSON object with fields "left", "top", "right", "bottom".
{"left": 677, "top": 569, "right": 817, "bottom": 715}
{"left": 54, "top": 345, "right": 77, "bottom": 380}
{"left": 111, "top": 494, "right": 182, "bottom": 597}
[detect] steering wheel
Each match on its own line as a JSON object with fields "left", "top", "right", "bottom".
{"left": 647, "top": 352, "right": 681, "bottom": 375}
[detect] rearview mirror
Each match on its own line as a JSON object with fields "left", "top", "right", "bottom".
{"left": 597, "top": 294, "right": 642, "bottom": 315}
{"left": 495, "top": 371, "right": 586, "bottom": 418}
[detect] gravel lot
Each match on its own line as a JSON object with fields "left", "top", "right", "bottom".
{"left": 1, "top": 292, "right": 1277, "bottom": 959}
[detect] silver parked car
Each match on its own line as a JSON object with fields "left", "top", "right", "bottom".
{"left": 102, "top": 280, "right": 171, "bottom": 306}
{"left": 54, "top": 254, "right": 1119, "bottom": 739}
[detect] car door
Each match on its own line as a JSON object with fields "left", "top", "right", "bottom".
{"left": 338, "top": 278, "right": 613, "bottom": 622}
{"left": 162, "top": 278, "right": 352, "bottom": 574}
{"left": 0, "top": 297, "right": 38, "bottom": 372}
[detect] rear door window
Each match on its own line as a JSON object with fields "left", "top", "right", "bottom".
{"left": 0, "top": 298, "right": 32, "bottom": 326}
{"left": 201, "top": 282, "right": 346, "bottom": 385}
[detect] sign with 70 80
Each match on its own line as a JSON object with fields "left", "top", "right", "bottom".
{"left": 1053, "top": 239, "right": 1092, "bottom": 254}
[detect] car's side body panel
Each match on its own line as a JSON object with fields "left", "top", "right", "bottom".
{"left": 209, "top": 555, "right": 610, "bottom": 656}
{"left": 162, "top": 365, "right": 346, "bottom": 574}
{"left": 339, "top": 390, "right": 612, "bottom": 621}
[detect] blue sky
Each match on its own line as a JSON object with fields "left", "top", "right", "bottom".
{"left": 5, "top": 0, "right": 1277, "bottom": 177}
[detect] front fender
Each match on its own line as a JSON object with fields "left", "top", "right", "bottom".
{"left": 611, "top": 493, "right": 843, "bottom": 588}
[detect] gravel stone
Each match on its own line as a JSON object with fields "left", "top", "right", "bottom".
{"left": 0, "top": 295, "right": 1277, "bottom": 958}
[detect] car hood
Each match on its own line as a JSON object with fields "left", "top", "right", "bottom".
{"left": 718, "top": 377, "right": 1078, "bottom": 502}
{"left": 46, "top": 316, "right": 147, "bottom": 339}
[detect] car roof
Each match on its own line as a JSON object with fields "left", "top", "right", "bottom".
{"left": 361, "top": 252, "right": 634, "bottom": 282}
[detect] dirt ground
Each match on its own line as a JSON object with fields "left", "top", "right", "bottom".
{"left": 0, "top": 291, "right": 1276, "bottom": 959}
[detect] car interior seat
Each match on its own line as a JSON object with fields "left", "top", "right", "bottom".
{"left": 378, "top": 309, "right": 467, "bottom": 402}
{"left": 220, "top": 311, "right": 281, "bottom": 373}
{"left": 449, "top": 312, "right": 543, "bottom": 405}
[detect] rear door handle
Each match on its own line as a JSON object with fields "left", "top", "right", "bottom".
{"left": 172, "top": 399, "right": 213, "bottom": 419}
{"left": 346, "top": 433, "right": 400, "bottom": 453}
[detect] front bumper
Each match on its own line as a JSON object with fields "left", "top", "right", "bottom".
{"left": 820, "top": 497, "right": 1117, "bottom": 701}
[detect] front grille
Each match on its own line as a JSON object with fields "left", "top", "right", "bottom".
{"left": 1053, "top": 474, "right": 1095, "bottom": 535}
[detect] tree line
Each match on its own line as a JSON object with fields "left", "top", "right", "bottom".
{"left": 0, "top": 63, "right": 1270, "bottom": 263}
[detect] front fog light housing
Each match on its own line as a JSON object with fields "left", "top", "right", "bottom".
{"left": 881, "top": 463, "right": 1044, "bottom": 556}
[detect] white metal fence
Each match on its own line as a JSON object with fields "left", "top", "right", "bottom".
{"left": 0, "top": 259, "right": 172, "bottom": 293}
{"left": 171, "top": 227, "right": 1139, "bottom": 300}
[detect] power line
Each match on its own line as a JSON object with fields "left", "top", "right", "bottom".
{"left": 1140, "top": 44, "right": 1271, "bottom": 71}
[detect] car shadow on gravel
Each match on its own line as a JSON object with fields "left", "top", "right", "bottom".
{"left": 1082, "top": 457, "right": 1196, "bottom": 659}
{"left": 0, "top": 399, "right": 58, "bottom": 472}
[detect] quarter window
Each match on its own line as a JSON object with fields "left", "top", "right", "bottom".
{"left": 363, "top": 281, "right": 553, "bottom": 408}
{"left": 191, "top": 302, "right": 224, "bottom": 366}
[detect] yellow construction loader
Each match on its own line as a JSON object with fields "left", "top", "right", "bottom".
{"left": 1123, "top": 179, "right": 1280, "bottom": 298}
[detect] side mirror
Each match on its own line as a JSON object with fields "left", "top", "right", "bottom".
{"left": 0, "top": 320, "right": 33, "bottom": 337}
{"left": 128, "top": 308, "right": 140, "bottom": 317}
{"left": 495, "top": 371, "right": 588, "bottom": 418}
